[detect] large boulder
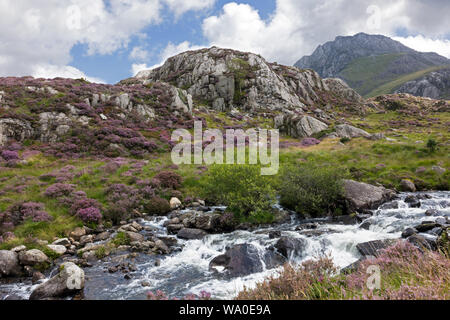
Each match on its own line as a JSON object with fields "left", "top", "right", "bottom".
{"left": 275, "top": 114, "right": 328, "bottom": 138}
{"left": 29, "top": 262, "right": 85, "bottom": 300}
{"left": 275, "top": 237, "right": 307, "bottom": 258}
{"left": 177, "top": 228, "right": 207, "bottom": 240}
{"left": 209, "top": 244, "right": 285, "bottom": 277}
{"left": 18, "top": 249, "right": 48, "bottom": 266}
{"left": 343, "top": 180, "right": 396, "bottom": 213}
{"left": 356, "top": 239, "right": 397, "bottom": 258}
{"left": 0, "top": 250, "right": 22, "bottom": 277}
{"left": 335, "top": 124, "right": 371, "bottom": 139}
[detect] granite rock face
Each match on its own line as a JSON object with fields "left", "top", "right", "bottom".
{"left": 395, "top": 69, "right": 450, "bottom": 99}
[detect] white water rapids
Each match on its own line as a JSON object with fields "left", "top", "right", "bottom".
{"left": 1, "top": 191, "right": 449, "bottom": 300}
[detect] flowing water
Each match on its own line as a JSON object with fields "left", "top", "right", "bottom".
{"left": 1, "top": 191, "right": 449, "bottom": 300}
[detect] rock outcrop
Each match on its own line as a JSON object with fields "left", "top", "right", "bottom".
{"left": 395, "top": 68, "right": 450, "bottom": 100}
{"left": 209, "top": 243, "right": 285, "bottom": 277}
{"left": 29, "top": 262, "right": 85, "bottom": 300}
{"left": 0, "top": 250, "right": 22, "bottom": 277}
{"left": 343, "top": 180, "right": 396, "bottom": 213}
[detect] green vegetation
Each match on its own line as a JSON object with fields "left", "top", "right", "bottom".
{"left": 279, "top": 164, "right": 346, "bottom": 217}
{"left": 112, "top": 232, "right": 131, "bottom": 246}
{"left": 200, "top": 164, "right": 277, "bottom": 224}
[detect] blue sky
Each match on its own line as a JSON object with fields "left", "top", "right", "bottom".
{"left": 0, "top": 0, "right": 449, "bottom": 84}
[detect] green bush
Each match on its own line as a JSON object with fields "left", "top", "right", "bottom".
{"left": 279, "top": 164, "right": 346, "bottom": 217}
{"left": 142, "top": 197, "right": 171, "bottom": 216}
{"left": 112, "top": 232, "right": 130, "bottom": 246}
{"left": 200, "top": 165, "right": 276, "bottom": 223}
{"left": 426, "top": 138, "right": 438, "bottom": 153}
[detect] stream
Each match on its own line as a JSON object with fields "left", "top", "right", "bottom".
{"left": 1, "top": 191, "right": 449, "bottom": 300}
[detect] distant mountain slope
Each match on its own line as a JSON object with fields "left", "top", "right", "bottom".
{"left": 295, "top": 33, "right": 450, "bottom": 98}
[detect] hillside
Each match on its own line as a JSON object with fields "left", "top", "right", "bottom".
{"left": 295, "top": 33, "right": 450, "bottom": 98}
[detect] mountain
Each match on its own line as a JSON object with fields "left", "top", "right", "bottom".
{"left": 295, "top": 33, "right": 450, "bottom": 98}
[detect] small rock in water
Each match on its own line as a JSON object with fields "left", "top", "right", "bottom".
{"left": 32, "top": 272, "right": 45, "bottom": 284}
{"left": 401, "top": 228, "right": 418, "bottom": 238}
{"left": 124, "top": 274, "right": 132, "bottom": 280}
{"left": 154, "top": 259, "right": 161, "bottom": 267}
{"left": 141, "top": 281, "right": 151, "bottom": 287}
{"left": 359, "top": 220, "right": 372, "bottom": 230}
{"left": 400, "top": 179, "right": 416, "bottom": 192}
{"left": 425, "top": 209, "right": 438, "bottom": 216}
{"left": 268, "top": 231, "right": 281, "bottom": 239}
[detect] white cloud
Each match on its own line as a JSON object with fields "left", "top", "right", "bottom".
{"left": 201, "top": 0, "right": 450, "bottom": 65}
{"left": 132, "top": 41, "right": 206, "bottom": 75}
{"left": 393, "top": 35, "right": 450, "bottom": 58}
{"left": 131, "top": 63, "right": 151, "bottom": 76}
{"left": 164, "top": 0, "right": 216, "bottom": 18}
{"left": 129, "top": 46, "right": 150, "bottom": 61}
{"left": 32, "top": 64, "right": 105, "bottom": 83}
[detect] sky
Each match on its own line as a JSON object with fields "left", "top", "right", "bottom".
{"left": 0, "top": 0, "right": 449, "bottom": 84}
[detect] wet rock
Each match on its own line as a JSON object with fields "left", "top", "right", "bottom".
{"left": 359, "top": 220, "right": 372, "bottom": 230}
{"left": 30, "top": 262, "right": 85, "bottom": 300}
{"left": 125, "top": 231, "right": 145, "bottom": 243}
{"left": 141, "top": 281, "right": 151, "bottom": 287}
{"left": 329, "top": 215, "right": 359, "bottom": 225}
{"left": 166, "top": 224, "right": 184, "bottom": 234}
{"left": 268, "top": 231, "right": 281, "bottom": 239}
{"left": 79, "top": 235, "right": 94, "bottom": 246}
{"left": 32, "top": 272, "right": 45, "bottom": 284}
{"left": 407, "top": 234, "right": 432, "bottom": 252}
{"left": 427, "top": 227, "right": 443, "bottom": 236}
{"left": 404, "top": 195, "right": 421, "bottom": 208}
{"left": 356, "top": 239, "right": 396, "bottom": 258}
{"left": 435, "top": 217, "right": 448, "bottom": 226}
{"left": 425, "top": 209, "right": 438, "bottom": 216}
{"left": 400, "top": 179, "right": 416, "bottom": 192}
{"left": 0, "top": 250, "right": 22, "bottom": 277}
{"left": 401, "top": 228, "right": 418, "bottom": 238}
{"left": 152, "top": 240, "right": 168, "bottom": 254}
{"left": 46, "top": 245, "right": 67, "bottom": 255}
{"left": 415, "top": 222, "right": 439, "bottom": 233}
{"left": 209, "top": 244, "right": 285, "bottom": 278}
{"left": 177, "top": 228, "right": 208, "bottom": 240}
{"left": 18, "top": 249, "right": 48, "bottom": 266}
{"left": 95, "top": 231, "right": 111, "bottom": 242}
{"left": 295, "top": 223, "right": 318, "bottom": 231}
{"left": 343, "top": 180, "right": 396, "bottom": 213}
{"left": 69, "top": 227, "right": 86, "bottom": 241}
{"left": 275, "top": 237, "right": 307, "bottom": 258}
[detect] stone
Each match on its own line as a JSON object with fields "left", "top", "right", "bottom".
{"left": 95, "top": 231, "right": 111, "bottom": 242}
{"left": 177, "top": 228, "right": 208, "bottom": 240}
{"left": 275, "top": 237, "right": 307, "bottom": 258}
{"left": 400, "top": 179, "right": 416, "bottom": 192}
{"left": 404, "top": 195, "right": 421, "bottom": 208}
{"left": 11, "top": 245, "right": 27, "bottom": 252}
{"left": 52, "top": 238, "right": 71, "bottom": 246}
{"left": 79, "top": 235, "right": 94, "bottom": 246}
{"left": 29, "top": 262, "right": 85, "bottom": 300}
{"left": 32, "top": 272, "right": 46, "bottom": 284}
{"left": 46, "top": 245, "right": 67, "bottom": 255}
{"left": 415, "top": 222, "right": 439, "bottom": 233}
{"left": 335, "top": 124, "right": 371, "bottom": 139}
{"left": 407, "top": 234, "right": 432, "bottom": 252}
{"left": 276, "top": 114, "right": 328, "bottom": 138}
{"left": 268, "top": 231, "right": 281, "bottom": 239}
{"left": 401, "top": 228, "right": 418, "bottom": 238}
{"left": 167, "top": 224, "right": 184, "bottom": 234}
{"left": 154, "top": 240, "right": 170, "bottom": 254}
{"left": 69, "top": 227, "right": 86, "bottom": 241}
{"left": 126, "top": 231, "right": 145, "bottom": 243}
{"left": 170, "top": 197, "right": 182, "bottom": 210}
{"left": 359, "top": 220, "right": 372, "bottom": 230}
{"left": 425, "top": 209, "right": 438, "bottom": 216}
{"left": 356, "top": 239, "right": 396, "bottom": 258}
{"left": 18, "top": 249, "right": 48, "bottom": 266}
{"left": 431, "top": 166, "right": 446, "bottom": 175}
{"left": 209, "top": 244, "right": 285, "bottom": 277}
{"left": 0, "top": 250, "right": 22, "bottom": 277}
{"left": 343, "top": 179, "right": 396, "bottom": 213}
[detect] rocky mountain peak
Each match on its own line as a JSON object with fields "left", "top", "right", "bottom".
{"left": 129, "top": 46, "right": 363, "bottom": 116}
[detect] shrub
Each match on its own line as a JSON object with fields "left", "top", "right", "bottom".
{"left": 340, "top": 137, "right": 351, "bottom": 144}
{"left": 152, "top": 171, "right": 182, "bottom": 189}
{"left": 426, "top": 138, "right": 438, "bottom": 153}
{"left": 76, "top": 207, "right": 102, "bottom": 224}
{"left": 44, "top": 183, "right": 75, "bottom": 198}
{"left": 200, "top": 165, "right": 276, "bottom": 223}
{"left": 142, "top": 197, "right": 171, "bottom": 216}
{"left": 112, "top": 232, "right": 130, "bottom": 246}
{"left": 69, "top": 197, "right": 102, "bottom": 216}
{"left": 279, "top": 164, "right": 345, "bottom": 217}
{"left": 1, "top": 150, "right": 19, "bottom": 161}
